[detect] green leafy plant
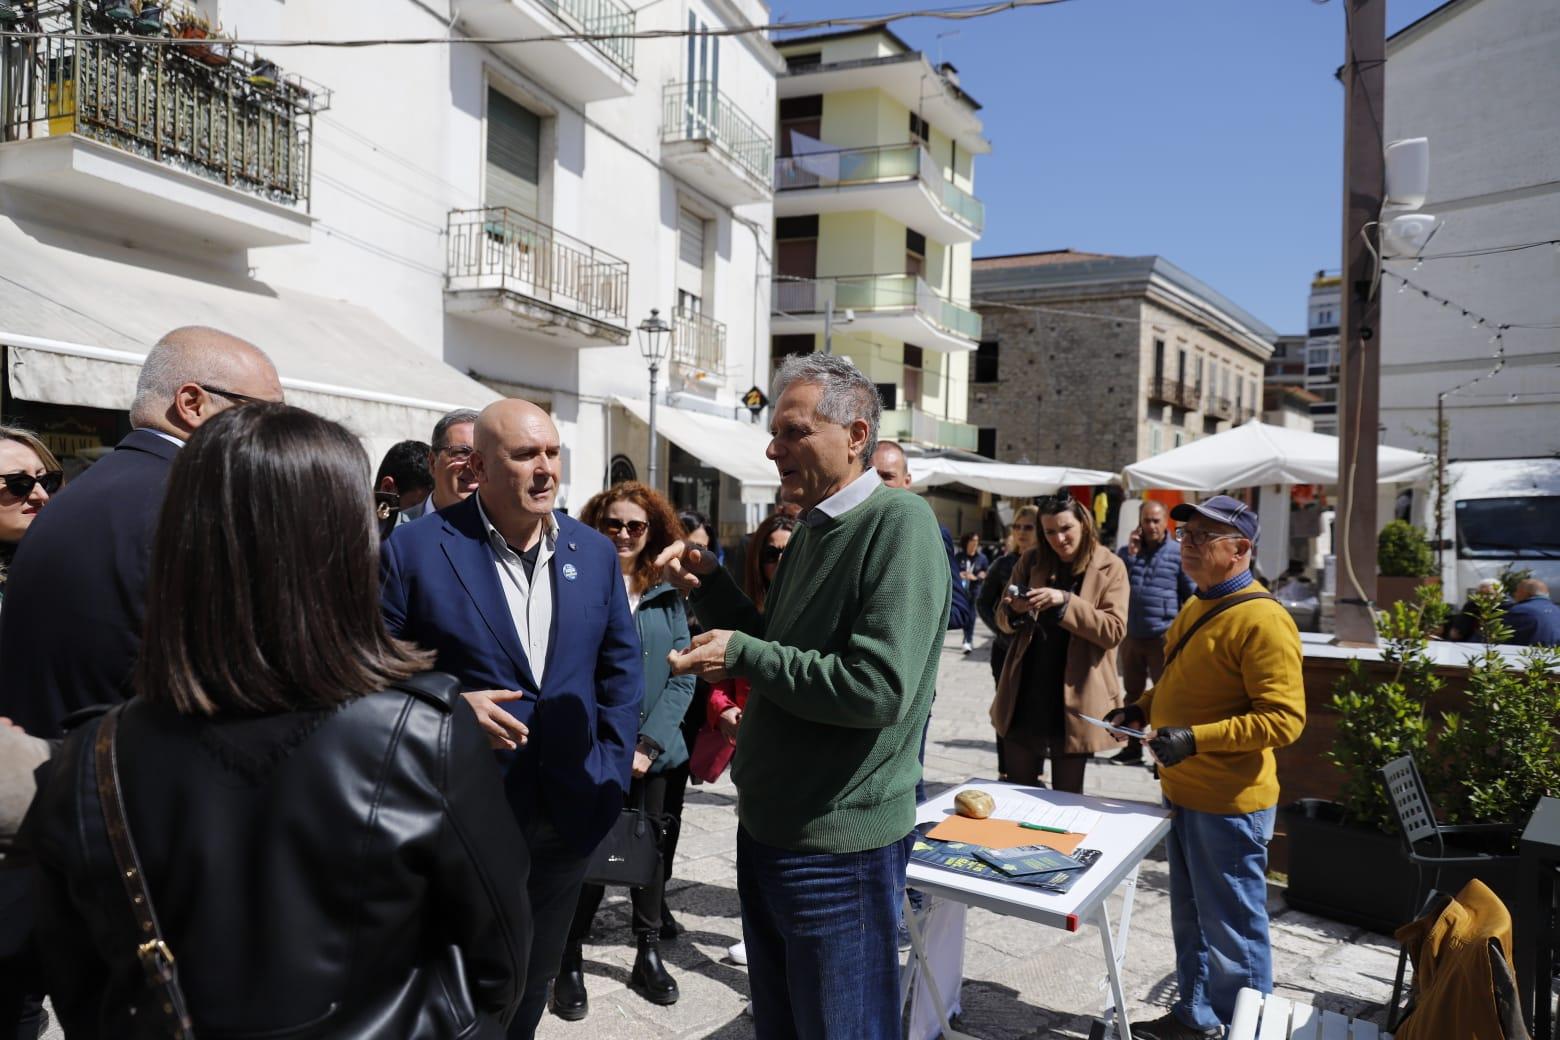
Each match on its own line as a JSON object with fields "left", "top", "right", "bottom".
{"left": 1377, "top": 519, "right": 1436, "bottom": 578}
{"left": 1495, "top": 563, "right": 1534, "bottom": 599}
{"left": 1433, "top": 591, "right": 1560, "bottom": 836}
{"left": 1327, "top": 587, "right": 1449, "bottom": 832}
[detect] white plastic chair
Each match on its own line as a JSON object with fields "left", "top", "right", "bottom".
{"left": 1228, "top": 988, "right": 1393, "bottom": 1040}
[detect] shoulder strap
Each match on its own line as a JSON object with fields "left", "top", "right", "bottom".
{"left": 93, "top": 707, "right": 197, "bottom": 1039}
{"left": 1163, "top": 591, "right": 1275, "bottom": 670}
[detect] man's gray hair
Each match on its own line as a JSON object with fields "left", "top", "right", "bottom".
{"left": 430, "top": 408, "right": 481, "bottom": 450}
{"left": 771, "top": 353, "right": 881, "bottom": 469}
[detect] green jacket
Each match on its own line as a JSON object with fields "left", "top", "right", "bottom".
{"left": 691, "top": 483, "right": 950, "bottom": 853}
{"left": 635, "top": 581, "right": 696, "bottom": 774}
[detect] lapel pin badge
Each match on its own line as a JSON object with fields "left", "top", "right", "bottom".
{"left": 568, "top": 541, "right": 577, "bottom": 550}
{"left": 562, "top": 562, "right": 578, "bottom": 582}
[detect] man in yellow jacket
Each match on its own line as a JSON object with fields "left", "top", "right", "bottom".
{"left": 1106, "top": 495, "right": 1305, "bottom": 1040}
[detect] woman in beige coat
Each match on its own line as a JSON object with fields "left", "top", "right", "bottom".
{"left": 993, "top": 494, "right": 1128, "bottom": 793}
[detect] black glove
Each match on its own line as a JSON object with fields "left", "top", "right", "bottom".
{"left": 1104, "top": 705, "right": 1146, "bottom": 731}
{"left": 1148, "top": 726, "right": 1197, "bottom": 767}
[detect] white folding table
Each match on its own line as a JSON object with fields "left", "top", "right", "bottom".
{"left": 902, "top": 779, "right": 1172, "bottom": 1040}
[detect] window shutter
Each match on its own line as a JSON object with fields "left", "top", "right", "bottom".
{"left": 486, "top": 90, "right": 541, "bottom": 217}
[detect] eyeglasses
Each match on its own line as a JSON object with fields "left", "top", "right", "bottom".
{"left": 198, "top": 384, "right": 266, "bottom": 406}
{"left": 600, "top": 518, "right": 648, "bottom": 537}
{"left": 435, "top": 445, "right": 475, "bottom": 464}
{"left": 762, "top": 545, "right": 786, "bottom": 564}
{"left": 1039, "top": 494, "right": 1073, "bottom": 511}
{"left": 1174, "top": 528, "right": 1244, "bottom": 547}
{"left": 0, "top": 471, "right": 62, "bottom": 498}
{"left": 1012, "top": 523, "right": 1036, "bottom": 532}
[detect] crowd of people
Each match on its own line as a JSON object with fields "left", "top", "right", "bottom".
{"left": 0, "top": 322, "right": 1543, "bottom": 1040}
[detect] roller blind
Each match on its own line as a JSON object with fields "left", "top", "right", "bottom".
{"left": 485, "top": 90, "right": 540, "bottom": 217}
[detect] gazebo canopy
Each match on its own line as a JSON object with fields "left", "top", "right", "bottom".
{"left": 909, "top": 457, "right": 1117, "bottom": 497}
{"left": 1122, "top": 420, "right": 1431, "bottom": 492}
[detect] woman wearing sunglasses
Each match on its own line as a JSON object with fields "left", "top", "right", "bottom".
{"left": 993, "top": 493, "right": 1128, "bottom": 793}
{"left": 976, "top": 504, "right": 1039, "bottom": 780}
{"left": 0, "top": 427, "right": 62, "bottom": 609}
{"left": 555, "top": 482, "right": 694, "bottom": 1018}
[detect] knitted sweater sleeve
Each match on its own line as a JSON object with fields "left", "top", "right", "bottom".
{"left": 725, "top": 503, "right": 950, "bottom": 730}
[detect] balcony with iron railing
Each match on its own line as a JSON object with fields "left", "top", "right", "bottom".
{"left": 773, "top": 142, "right": 984, "bottom": 243}
{"left": 1204, "top": 394, "right": 1235, "bottom": 420}
{"left": 0, "top": 5, "right": 329, "bottom": 248}
{"left": 1148, "top": 377, "right": 1201, "bottom": 411}
{"left": 660, "top": 82, "right": 772, "bottom": 205}
{"left": 771, "top": 273, "right": 980, "bottom": 352}
{"left": 670, "top": 307, "right": 726, "bottom": 382}
{"left": 445, "top": 207, "right": 630, "bottom": 346}
{"left": 460, "top": 0, "right": 635, "bottom": 102}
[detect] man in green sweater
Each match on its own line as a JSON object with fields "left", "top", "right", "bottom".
{"left": 657, "top": 354, "right": 950, "bottom": 1039}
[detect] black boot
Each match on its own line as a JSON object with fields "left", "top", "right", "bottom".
{"left": 549, "top": 945, "right": 588, "bottom": 1021}
{"left": 630, "top": 935, "right": 679, "bottom": 1006}
{"left": 659, "top": 903, "right": 684, "bottom": 941}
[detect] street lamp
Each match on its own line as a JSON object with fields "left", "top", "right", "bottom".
{"left": 637, "top": 308, "right": 672, "bottom": 490}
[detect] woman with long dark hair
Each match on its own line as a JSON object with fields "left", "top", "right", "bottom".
{"left": 552, "top": 482, "right": 694, "bottom": 1019}
{"left": 976, "top": 504, "right": 1039, "bottom": 780}
{"left": 992, "top": 493, "right": 1128, "bottom": 793}
{"left": 22, "top": 404, "right": 531, "bottom": 1038}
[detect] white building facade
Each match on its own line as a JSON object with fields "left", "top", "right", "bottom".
{"left": 0, "top": 0, "right": 781, "bottom": 536}
{"left": 1379, "top": 0, "right": 1560, "bottom": 458}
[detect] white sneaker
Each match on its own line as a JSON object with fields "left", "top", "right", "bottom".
{"left": 728, "top": 940, "right": 747, "bottom": 966}
{"left": 961, "top": 641, "right": 973, "bottom": 654}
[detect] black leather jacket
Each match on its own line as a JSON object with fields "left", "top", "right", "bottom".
{"left": 21, "top": 673, "right": 531, "bottom": 1039}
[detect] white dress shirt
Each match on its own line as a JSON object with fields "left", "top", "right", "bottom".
{"left": 804, "top": 468, "right": 882, "bottom": 527}
{"left": 475, "top": 494, "right": 558, "bottom": 684}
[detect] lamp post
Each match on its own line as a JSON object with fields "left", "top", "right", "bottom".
{"left": 637, "top": 308, "right": 672, "bottom": 490}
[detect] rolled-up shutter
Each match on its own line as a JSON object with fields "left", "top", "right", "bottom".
{"left": 486, "top": 90, "right": 540, "bottom": 217}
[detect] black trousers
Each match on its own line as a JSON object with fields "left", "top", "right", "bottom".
{"left": 506, "top": 817, "right": 591, "bottom": 1040}
{"left": 567, "top": 774, "right": 669, "bottom": 944}
{"left": 1003, "top": 738, "right": 1089, "bottom": 794}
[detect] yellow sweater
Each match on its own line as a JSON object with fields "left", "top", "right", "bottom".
{"left": 1136, "top": 585, "right": 1306, "bottom": 814}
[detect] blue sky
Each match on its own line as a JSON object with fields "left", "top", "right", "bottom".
{"left": 772, "top": 0, "right": 1448, "bottom": 333}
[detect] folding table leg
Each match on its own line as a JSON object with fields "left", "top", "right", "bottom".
{"left": 903, "top": 892, "right": 977, "bottom": 1040}
{"left": 1092, "top": 865, "right": 1141, "bottom": 1040}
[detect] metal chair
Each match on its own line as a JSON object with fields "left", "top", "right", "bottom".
{"left": 1381, "top": 754, "right": 1522, "bottom": 1029}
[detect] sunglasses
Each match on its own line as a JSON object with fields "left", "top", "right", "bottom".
{"left": 1174, "top": 528, "right": 1243, "bottom": 547}
{"left": 198, "top": 384, "right": 266, "bottom": 406}
{"left": 1012, "top": 523, "right": 1036, "bottom": 531}
{"left": 762, "top": 545, "right": 786, "bottom": 563}
{"left": 600, "top": 518, "right": 649, "bottom": 537}
{"left": 1, "top": 471, "right": 62, "bottom": 498}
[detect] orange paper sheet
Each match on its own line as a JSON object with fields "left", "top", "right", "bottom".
{"left": 924, "top": 815, "right": 1086, "bottom": 853}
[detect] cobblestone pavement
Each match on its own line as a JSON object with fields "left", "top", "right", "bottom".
{"left": 37, "top": 632, "right": 1404, "bottom": 1040}
{"left": 536, "top": 631, "right": 1405, "bottom": 1040}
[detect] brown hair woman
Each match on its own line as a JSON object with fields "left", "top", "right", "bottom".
{"left": 992, "top": 493, "right": 1128, "bottom": 793}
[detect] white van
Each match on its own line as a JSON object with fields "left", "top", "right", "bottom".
{"left": 1437, "top": 458, "right": 1560, "bottom": 604}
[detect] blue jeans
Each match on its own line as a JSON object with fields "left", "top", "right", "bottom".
{"left": 737, "top": 826, "right": 912, "bottom": 1040}
{"left": 1164, "top": 802, "right": 1275, "bottom": 1030}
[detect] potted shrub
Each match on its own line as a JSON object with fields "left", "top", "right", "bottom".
{"left": 172, "top": 6, "right": 229, "bottom": 65}
{"left": 1377, "top": 519, "right": 1437, "bottom": 611}
{"left": 1282, "top": 588, "right": 1556, "bottom": 933}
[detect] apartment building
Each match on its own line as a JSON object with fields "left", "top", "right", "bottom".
{"left": 1303, "top": 272, "right": 1342, "bottom": 436}
{"left": 970, "top": 250, "right": 1275, "bottom": 472}
{"left": 768, "top": 26, "right": 986, "bottom": 452}
{"left": 0, "top": 0, "right": 782, "bottom": 535}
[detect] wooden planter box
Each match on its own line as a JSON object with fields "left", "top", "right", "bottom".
{"left": 1376, "top": 574, "right": 1438, "bottom": 613}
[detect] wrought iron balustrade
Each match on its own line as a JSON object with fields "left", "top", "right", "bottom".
{"left": 447, "top": 207, "right": 629, "bottom": 327}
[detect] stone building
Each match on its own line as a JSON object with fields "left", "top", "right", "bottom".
{"left": 969, "top": 250, "right": 1275, "bottom": 472}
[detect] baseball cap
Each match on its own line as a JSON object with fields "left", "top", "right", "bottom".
{"left": 1170, "top": 494, "right": 1259, "bottom": 542}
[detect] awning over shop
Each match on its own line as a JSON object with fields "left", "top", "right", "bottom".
{"left": 611, "top": 396, "right": 780, "bottom": 505}
{"left": 1121, "top": 419, "right": 1432, "bottom": 492}
{"left": 0, "top": 218, "right": 500, "bottom": 461}
{"left": 908, "top": 457, "right": 1117, "bottom": 497}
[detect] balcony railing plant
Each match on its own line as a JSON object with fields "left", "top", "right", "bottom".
{"left": 0, "top": 4, "right": 329, "bottom": 207}
{"left": 447, "top": 206, "right": 629, "bottom": 328}
{"left": 662, "top": 82, "right": 771, "bottom": 189}
{"left": 774, "top": 142, "right": 984, "bottom": 233}
{"left": 542, "top": 0, "right": 635, "bottom": 75}
{"left": 671, "top": 306, "right": 726, "bottom": 376}
{"left": 772, "top": 274, "right": 981, "bottom": 342}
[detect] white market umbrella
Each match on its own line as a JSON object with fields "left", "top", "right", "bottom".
{"left": 1121, "top": 419, "right": 1431, "bottom": 492}
{"left": 909, "top": 457, "right": 1117, "bottom": 497}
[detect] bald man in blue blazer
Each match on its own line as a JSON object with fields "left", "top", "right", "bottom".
{"left": 381, "top": 399, "right": 642, "bottom": 1039}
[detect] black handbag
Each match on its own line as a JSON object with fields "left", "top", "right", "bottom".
{"left": 583, "top": 786, "right": 666, "bottom": 889}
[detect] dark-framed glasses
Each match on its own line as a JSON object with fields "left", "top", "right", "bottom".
{"left": 436, "top": 444, "right": 475, "bottom": 464}
{"left": 600, "top": 518, "right": 648, "bottom": 537}
{"left": 198, "top": 384, "right": 266, "bottom": 406}
{"left": 0, "top": 470, "right": 62, "bottom": 498}
{"left": 1174, "top": 528, "right": 1242, "bottom": 547}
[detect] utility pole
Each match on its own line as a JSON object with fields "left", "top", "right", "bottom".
{"left": 1333, "top": 0, "right": 1387, "bottom": 644}
{"left": 1434, "top": 392, "right": 1447, "bottom": 573}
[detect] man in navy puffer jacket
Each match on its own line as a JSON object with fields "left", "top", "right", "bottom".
{"left": 1114, "top": 500, "right": 1195, "bottom": 762}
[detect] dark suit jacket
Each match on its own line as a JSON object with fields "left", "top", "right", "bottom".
{"left": 0, "top": 430, "right": 179, "bottom": 736}
{"left": 380, "top": 495, "right": 643, "bottom": 855}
